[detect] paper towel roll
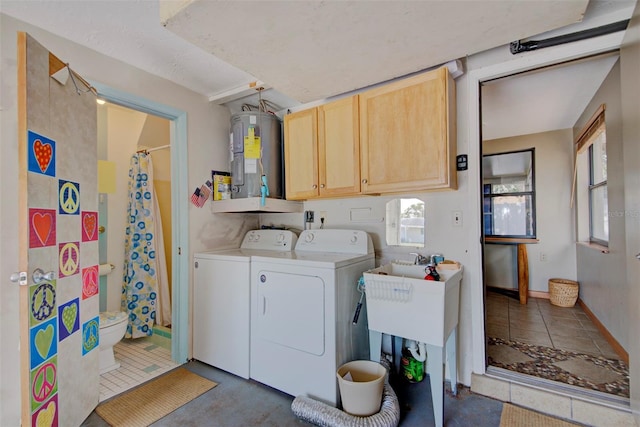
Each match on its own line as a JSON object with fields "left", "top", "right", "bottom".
{"left": 99, "top": 263, "right": 114, "bottom": 276}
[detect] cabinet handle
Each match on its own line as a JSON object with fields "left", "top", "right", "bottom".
{"left": 312, "top": 184, "right": 318, "bottom": 189}
{"left": 320, "top": 184, "right": 325, "bottom": 188}
{"left": 362, "top": 179, "right": 368, "bottom": 184}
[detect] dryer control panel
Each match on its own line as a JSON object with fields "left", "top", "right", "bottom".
{"left": 295, "top": 229, "right": 373, "bottom": 254}
{"left": 241, "top": 229, "right": 297, "bottom": 250}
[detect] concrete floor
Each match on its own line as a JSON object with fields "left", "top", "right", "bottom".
{"left": 82, "top": 360, "right": 504, "bottom": 426}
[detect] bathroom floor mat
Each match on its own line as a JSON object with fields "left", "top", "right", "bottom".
{"left": 95, "top": 367, "right": 217, "bottom": 427}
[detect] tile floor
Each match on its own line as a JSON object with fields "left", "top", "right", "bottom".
{"left": 99, "top": 335, "right": 178, "bottom": 402}
{"left": 485, "top": 290, "right": 629, "bottom": 397}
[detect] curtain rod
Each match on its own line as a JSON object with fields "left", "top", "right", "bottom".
{"left": 137, "top": 144, "right": 170, "bottom": 154}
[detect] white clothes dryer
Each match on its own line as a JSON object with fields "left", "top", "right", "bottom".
{"left": 193, "top": 229, "right": 297, "bottom": 379}
{"left": 250, "top": 229, "right": 374, "bottom": 405}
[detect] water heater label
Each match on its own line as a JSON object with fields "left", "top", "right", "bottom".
{"left": 244, "top": 158, "right": 258, "bottom": 173}
{"left": 244, "top": 126, "right": 261, "bottom": 158}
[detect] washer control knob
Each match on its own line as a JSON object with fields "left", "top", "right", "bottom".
{"left": 350, "top": 235, "right": 358, "bottom": 244}
{"left": 305, "top": 232, "right": 315, "bottom": 243}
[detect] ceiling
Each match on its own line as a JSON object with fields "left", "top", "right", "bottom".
{"left": 162, "top": 0, "right": 590, "bottom": 104}
{"left": 0, "top": 0, "right": 636, "bottom": 139}
{"left": 481, "top": 52, "right": 620, "bottom": 141}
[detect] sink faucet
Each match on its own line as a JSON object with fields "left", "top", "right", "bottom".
{"left": 409, "top": 252, "right": 428, "bottom": 265}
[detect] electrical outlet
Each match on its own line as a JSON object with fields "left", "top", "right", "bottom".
{"left": 539, "top": 252, "right": 548, "bottom": 262}
{"left": 304, "top": 210, "right": 315, "bottom": 223}
{"left": 452, "top": 210, "right": 462, "bottom": 227}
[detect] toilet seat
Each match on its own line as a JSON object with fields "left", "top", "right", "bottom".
{"left": 99, "top": 311, "right": 127, "bottom": 329}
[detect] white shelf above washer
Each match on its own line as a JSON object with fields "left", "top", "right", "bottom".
{"left": 210, "top": 197, "right": 303, "bottom": 213}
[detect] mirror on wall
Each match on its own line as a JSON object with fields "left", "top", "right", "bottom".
{"left": 385, "top": 198, "right": 425, "bottom": 247}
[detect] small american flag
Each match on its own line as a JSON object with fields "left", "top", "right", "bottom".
{"left": 198, "top": 184, "right": 211, "bottom": 206}
{"left": 191, "top": 187, "right": 202, "bottom": 207}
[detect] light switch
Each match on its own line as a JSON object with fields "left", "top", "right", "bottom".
{"left": 452, "top": 210, "right": 462, "bottom": 227}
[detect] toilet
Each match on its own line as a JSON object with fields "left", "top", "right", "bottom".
{"left": 99, "top": 311, "right": 128, "bottom": 374}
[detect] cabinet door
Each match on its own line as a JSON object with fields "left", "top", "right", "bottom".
{"left": 318, "top": 96, "right": 361, "bottom": 197}
{"left": 284, "top": 108, "right": 319, "bottom": 200}
{"left": 359, "top": 67, "right": 457, "bottom": 193}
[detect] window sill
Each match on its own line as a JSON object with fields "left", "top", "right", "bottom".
{"left": 577, "top": 241, "right": 610, "bottom": 254}
{"left": 485, "top": 237, "right": 539, "bottom": 244}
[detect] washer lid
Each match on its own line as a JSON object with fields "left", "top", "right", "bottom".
{"left": 99, "top": 311, "right": 127, "bottom": 328}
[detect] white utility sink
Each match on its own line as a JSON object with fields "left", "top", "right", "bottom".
{"left": 363, "top": 261, "right": 463, "bottom": 427}
{"left": 363, "top": 261, "right": 463, "bottom": 347}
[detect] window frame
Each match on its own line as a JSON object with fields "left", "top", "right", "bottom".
{"left": 482, "top": 148, "right": 537, "bottom": 239}
{"left": 574, "top": 104, "right": 608, "bottom": 247}
{"left": 588, "top": 130, "right": 608, "bottom": 246}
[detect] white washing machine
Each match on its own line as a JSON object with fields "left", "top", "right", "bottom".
{"left": 193, "top": 229, "right": 297, "bottom": 379}
{"left": 250, "top": 229, "right": 375, "bottom": 405}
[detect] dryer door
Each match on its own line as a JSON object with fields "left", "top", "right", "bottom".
{"left": 255, "top": 270, "right": 325, "bottom": 356}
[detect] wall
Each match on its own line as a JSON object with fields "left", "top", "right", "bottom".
{"left": 100, "top": 104, "right": 173, "bottom": 313}
{"left": 260, "top": 123, "right": 478, "bottom": 386}
{"left": 483, "top": 130, "right": 577, "bottom": 292}
{"left": 104, "top": 105, "right": 147, "bottom": 311}
{"left": 620, "top": 1, "right": 640, "bottom": 417}
{"left": 138, "top": 114, "right": 173, "bottom": 308}
{"left": 573, "top": 61, "right": 628, "bottom": 350}
{"left": 0, "top": 13, "right": 255, "bottom": 426}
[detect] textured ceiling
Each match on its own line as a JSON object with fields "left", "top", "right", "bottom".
{"left": 163, "top": 0, "right": 589, "bottom": 103}
{"left": 0, "top": 0, "right": 258, "bottom": 97}
{"left": 1, "top": 0, "right": 636, "bottom": 138}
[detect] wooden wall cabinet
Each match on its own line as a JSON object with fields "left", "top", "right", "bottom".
{"left": 284, "top": 66, "right": 456, "bottom": 200}
{"left": 359, "top": 67, "right": 457, "bottom": 193}
{"left": 284, "top": 96, "right": 360, "bottom": 200}
{"left": 283, "top": 107, "right": 319, "bottom": 200}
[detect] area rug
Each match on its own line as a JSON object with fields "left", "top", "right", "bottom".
{"left": 95, "top": 368, "right": 217, "bottom": 427}
{"left": 488, "top": 337, "right": 629, "bottom": 398}
{"left": 500, "top": 403, "right": 580, "bottom": 426}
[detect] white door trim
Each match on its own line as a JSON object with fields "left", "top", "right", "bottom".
{"left": 467, "top": 31, "right": 626, "bottom": 375}
{"left": 90, "top": 82, "right": 189, "bottom": 364}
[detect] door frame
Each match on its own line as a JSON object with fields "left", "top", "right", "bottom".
{"left": 467, "top": 32, "right": 627, "bottom": 375}
{"left": 91, "top": 82, "right": 189, "bottom": 364}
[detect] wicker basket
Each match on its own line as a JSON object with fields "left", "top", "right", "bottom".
{"left": 548, "top": 278, "right": 579, "bottom": 307}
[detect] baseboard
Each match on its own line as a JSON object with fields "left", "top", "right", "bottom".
{"left": 577, "top": 299, "right": 629, "bottom": 364}
{"left": 528, "top": 290, "right": 549, "bottom": 299}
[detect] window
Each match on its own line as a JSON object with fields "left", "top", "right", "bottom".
{"left": 588, "top": 122, "right": 608, "bottom": 244}
{"left": 385, "top": 198, "right": 424, "bottom": 246}
{"left": 571, "top": 104, "right": 609, "bottom": 246}
{"left": 482, "top": 149, "right": 536, "bottom": 238}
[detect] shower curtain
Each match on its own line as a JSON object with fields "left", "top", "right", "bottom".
{"left": 122, "top": 152, "right": 171, "bottom": 338}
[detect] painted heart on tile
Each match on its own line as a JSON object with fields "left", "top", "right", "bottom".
{"left": 35, "top": 401, "right": 56, "bottom": 427}
{"left": 62, "top": 303, "right": 77, "bottom": 334}
{"left": 33, "top": 139, "right": 53, "bottom": 173}
{"left": 83, "top": 213, "right": 97, "bottom": 240}
{"left": 32, "top": 212, "right": 52, "bottom": 246}
{"left": 35, "top": 324, "right": 54, "bottom": 360}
